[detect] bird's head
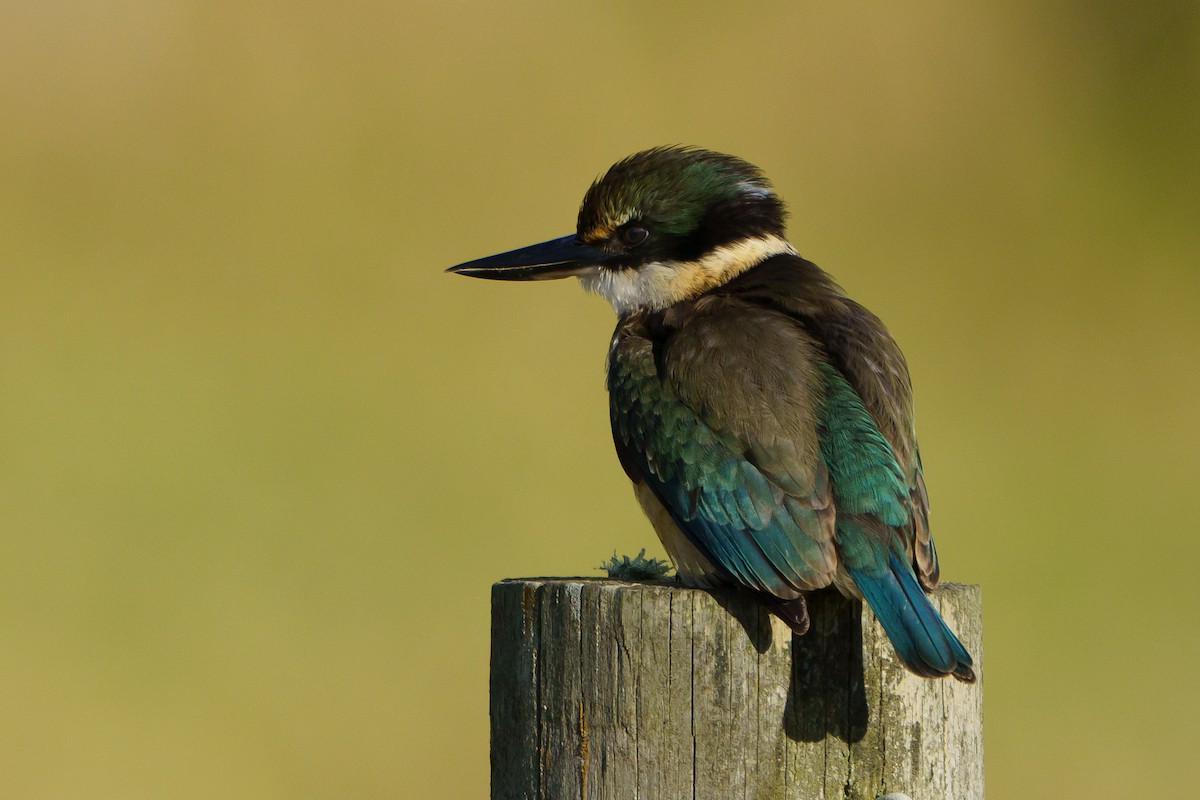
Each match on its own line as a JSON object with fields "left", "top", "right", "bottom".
{"left": 447, "top": 146, "right": 796, "bottom": 314}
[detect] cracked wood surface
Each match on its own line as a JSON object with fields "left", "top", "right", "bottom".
{"left": 491, "top": 579, "right": 982, "bottom": 800}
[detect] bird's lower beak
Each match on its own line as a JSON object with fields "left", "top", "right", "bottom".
{"left": 446, "top": 235, "right": 605, "bottom": 281}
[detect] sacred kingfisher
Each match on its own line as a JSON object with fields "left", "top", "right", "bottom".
{"left": 448, "top": 146, "right": 974, "bottom": 682}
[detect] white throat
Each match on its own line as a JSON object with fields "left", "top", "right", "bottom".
{"left": 578, "top": 233, "right": 796, "bottom": 315}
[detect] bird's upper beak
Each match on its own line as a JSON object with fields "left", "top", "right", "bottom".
{"left": 446, "top": 235, "right": 606, "bottom": 281}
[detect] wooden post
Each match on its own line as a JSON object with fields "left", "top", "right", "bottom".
{"left": 491, "top": 578, "right": 982, "bottom": 800}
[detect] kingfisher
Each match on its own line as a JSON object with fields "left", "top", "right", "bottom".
{"left": 448, "top": 146, "right": 974, "bottom": 682}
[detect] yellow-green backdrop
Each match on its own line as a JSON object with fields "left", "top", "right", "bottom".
{"left": 3, "top": 2, "right": 1198, "bottom": 798}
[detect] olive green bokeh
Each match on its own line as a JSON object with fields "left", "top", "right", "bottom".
{"left": 2, "top": 2, "right": 1198, "bottom": 798}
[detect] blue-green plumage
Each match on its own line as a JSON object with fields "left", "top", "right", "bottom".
{"left": 448, "top": 146, "right": 974, "bottom": 682}
{"left": 607, "top": 303, "right": 837, "bottom": 598}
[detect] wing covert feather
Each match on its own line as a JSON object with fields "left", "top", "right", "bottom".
{"left": 608, "top": 304, "right": 837, "bottom": 598}
{"left": 720, "top": 255, "right": 938, "bottom": 587}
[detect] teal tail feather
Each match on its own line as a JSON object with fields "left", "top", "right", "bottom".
{"left": 848, "top": 552, "right": 976, "bottom": 683}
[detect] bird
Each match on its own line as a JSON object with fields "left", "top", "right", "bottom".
{"left": 447, "top": 146, "right": 975, "bottom": 682}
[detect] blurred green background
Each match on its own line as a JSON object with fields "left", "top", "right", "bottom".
{"left": 2, "top": 1, "right": 1198, "bottom": 797}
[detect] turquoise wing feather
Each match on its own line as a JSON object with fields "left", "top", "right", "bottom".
{"left": 816, "top": 361, "right": 974, "bottom": 681}
{"left": 815, "top": 361, "right": 910, "bottom": 528}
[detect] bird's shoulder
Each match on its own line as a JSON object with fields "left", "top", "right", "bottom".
{"left": 610, "top": 293, "right": 830, "bottom": 502}
{"left": 715, "top": 253, "right": 917, "bottom": 463}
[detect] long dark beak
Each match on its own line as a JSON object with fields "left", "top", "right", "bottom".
{"left": 446, "top": 235, "right": 605, "bottom": 281}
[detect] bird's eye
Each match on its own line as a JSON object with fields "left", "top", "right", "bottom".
{"left": 620, "top": 226, "right": 649, "bottom": 248}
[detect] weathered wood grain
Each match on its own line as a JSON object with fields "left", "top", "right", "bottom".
{"left": 491, "top": 579, "right": 982, "bottom": 800}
